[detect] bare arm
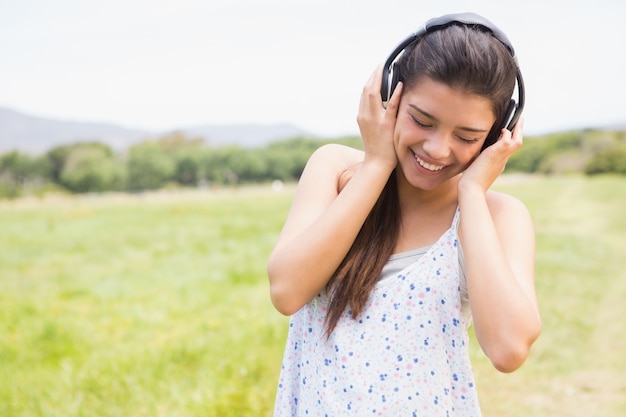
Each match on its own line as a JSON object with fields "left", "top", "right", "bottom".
{"left": 268, "top": 146, "right": 393, "bottom": 315}
{"left": 268, "top": 68, "right": 403, "bottom": 315}
{"left": 458, "top": 120, "right": 541, "bottom": 372}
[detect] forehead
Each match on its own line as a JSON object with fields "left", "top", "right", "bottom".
{"left": 403, "top": 78, "right": 496, "bottom": 126}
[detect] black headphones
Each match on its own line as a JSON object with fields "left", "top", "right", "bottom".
{"left": 381, "top": 12, "right": 525, "bottom": 149}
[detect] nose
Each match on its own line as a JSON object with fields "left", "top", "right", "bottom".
{"left": 422, "top": 130, "right": 451, "bottom": 160}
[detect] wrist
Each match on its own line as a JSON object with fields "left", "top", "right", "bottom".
{"left": 363, "top": 149, "right": 397, "bottom": 172}
{"left": 457, "top": 176, "right": 488, "bottom": 202}
{"left": 361, "top": 156, "right": 396, "bottom": 179}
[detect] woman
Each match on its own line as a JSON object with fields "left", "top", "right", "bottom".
{"left": 268, "top": 13, "right": 541, "bottom": 416}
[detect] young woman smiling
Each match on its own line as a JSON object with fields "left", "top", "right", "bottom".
{"left": 268, "top": 13, "right": 541, "bottom": 416}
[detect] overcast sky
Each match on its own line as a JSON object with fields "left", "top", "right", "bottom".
{"left": 1, "top": 0, "right": 625, "bottom": 137}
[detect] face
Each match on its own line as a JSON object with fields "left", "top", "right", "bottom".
{"left": 394, "top": 77, "right": 496, "bottom": 191}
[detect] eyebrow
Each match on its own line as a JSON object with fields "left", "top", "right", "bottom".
{"left": 408, "top": 104, "right": 490, "bottom": 133}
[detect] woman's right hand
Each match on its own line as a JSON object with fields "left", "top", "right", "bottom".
{"left": 356, "top": 66, "right": 403, "bottom": 171}
{"left": 268, "top": 67, "right": 404, "bottom": 316}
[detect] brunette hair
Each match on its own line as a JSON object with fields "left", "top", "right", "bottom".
{"left": 324, "top": 23, "right": 518, "bottom": 336}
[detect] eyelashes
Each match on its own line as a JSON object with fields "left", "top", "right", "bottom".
{"left": 409, "top": 115, "right": 479, "bottom": 144}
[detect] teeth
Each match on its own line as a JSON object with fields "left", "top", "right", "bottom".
{"left": 415, "top": 155, "right": 445, "bottom": 172}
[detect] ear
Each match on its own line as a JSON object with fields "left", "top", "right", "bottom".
{"left": 481, "top": 99, "right": 516, "bottom": 151}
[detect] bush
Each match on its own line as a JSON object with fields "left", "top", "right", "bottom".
{"left": 0, "top": 151, "right": 51, "bottom": 198}
{"left": 585, "top": 145, "right": 626, "bottom": 175}
{"left": 59, "top": 147, "right": 126, "bottom": 192}
{"left": 126, "top": 142, "right": 176, "bottom": 191}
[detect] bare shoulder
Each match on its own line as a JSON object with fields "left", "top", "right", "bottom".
{"left": 308, "top": 143, "right": 364, "bottom": 172}
{"left": 301, "top": 143, "right": 364, "bottom": 188}
{"left": 290, "top": 143, "right": 365, "bottom": 202}
{"left": 486, "top": 190, "right": 532, "bottom": 224}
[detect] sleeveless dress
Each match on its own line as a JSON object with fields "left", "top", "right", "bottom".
{"left": 273, "top": 208, "right": 482, "bottom": 416}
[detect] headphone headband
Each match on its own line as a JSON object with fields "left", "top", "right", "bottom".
{"left": 425, "top": 13, "right": 516, "bottom": 56}
{"left": 381, "top": 12, "right": 525, "bottom": 148}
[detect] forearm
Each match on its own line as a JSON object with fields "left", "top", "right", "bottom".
{"left": 458, "top": 184, "right": 541, "bottom": 372}
{"left": 268, "top": 159, "right": 394, "bottom": 315}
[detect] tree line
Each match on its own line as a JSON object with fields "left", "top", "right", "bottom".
{"left": 0, "top": 133, "right": 362, "bottom": 199}
{"left": 1, "top": 128, "right": 625, "bottom": 199}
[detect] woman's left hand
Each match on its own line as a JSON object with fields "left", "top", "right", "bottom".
{"left": 458, "top": 118, "right": 524, "bottom": 194}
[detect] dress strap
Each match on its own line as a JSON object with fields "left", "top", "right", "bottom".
{"left": 451, "top": 206, "right": 461, "bottom": 233}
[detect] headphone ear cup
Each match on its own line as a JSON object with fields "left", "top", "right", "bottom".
{"left": 389, "top": 63, "right": 401, "bottom": 97}
{"left": 481, "top": 99, "right": 517, "bottom": 151}
{"left": 381, "top": 64, "right": 391, "bottom": 103}
{"left": 381, "top": 62, "right": 401, "bottom": 105}
{"left": 503, "top": 99, "right": 517, "bottom": 130}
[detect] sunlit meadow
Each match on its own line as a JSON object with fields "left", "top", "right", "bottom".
{"left": 0, "top": 176, "right": 624, "bottom": 416}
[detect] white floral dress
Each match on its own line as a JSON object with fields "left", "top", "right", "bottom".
{"left": 273, "top": 208, "right": 482, "bottom": 416}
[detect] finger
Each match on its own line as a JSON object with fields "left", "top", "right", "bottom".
{"left": 359, "top": 66, "right": 383, "bottom": 109}
{"left": 512, "top": 117, "right": 524, "bottom": 144}
{"left": 357, "top": 66, "right": 387, "bottom": 128}
{"left": 497, "top": 117, "right": 524, "bottom": 151}
{"left": 499, "top": 118, "right": 523, "bottom": 151}
{"left": 372, "top": 64, "right": 384, "bottom": 87}
{"left": 358, "top": 70, "right": 376, "bottom": 115}
{"left": 385, "top": 81, "right": 403, "bottom": 113}
{"left": 364, "top": 65, "right": 384, "bottom": 94}
{"left": 497, "top": 127, "right": 511, "bottom": 142}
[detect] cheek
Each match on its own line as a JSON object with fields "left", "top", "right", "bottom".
{"left": 392, "top": 118, "right": 408, "bottom": 149}
{"left": 393, "top": 125, "right": 415, "bottom": 160}
{"left": 458, "top": 150, "right": 481, "bottom": 170}
{"left": 394, "top": 115, "right": 417, "bottom": 145}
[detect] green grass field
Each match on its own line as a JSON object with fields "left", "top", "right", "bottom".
{"left": 1, "top": 176, "right": 625, "bottom": 416}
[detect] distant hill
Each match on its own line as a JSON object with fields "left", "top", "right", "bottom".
{"left": 183, "top": 123, "right": 313, "bottom": 148}
{"left": 0, "top": 107, "right": 313, "bottom": 154}
{"left": 0, "top": 107, "right": 152, "bottom": 154}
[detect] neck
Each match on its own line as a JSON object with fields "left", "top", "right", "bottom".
{"left": 395, "top": 171, "right": 460, "bottom": 213}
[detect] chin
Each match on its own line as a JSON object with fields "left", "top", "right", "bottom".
{"left": 400, "top": 169, "right": 448, "bottom": 191}
{"left": 398, "top": 158, "right": 457, "bottom": 191}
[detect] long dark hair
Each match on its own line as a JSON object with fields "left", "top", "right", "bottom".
{"left": 324, "top": 23, "right": 518, "bottom": 336}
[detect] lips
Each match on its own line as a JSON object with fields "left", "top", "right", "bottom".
{"left": 413, "top": 153, "right": 446, "bottom": 172}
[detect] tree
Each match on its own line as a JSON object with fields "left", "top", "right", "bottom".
{"left": 505, "top": 140, "right": 546, "bottom": 173}
{"left": 585, "top": 145, "right": 626, "bottom": 175}
{"left": 174, "top": 155, "right": 200, "bottom": 186}
{"left": 125, "top": 132, "right": 206, "bottom": 189}
{"left": 46, "top": 142, "right": 113, "bottom": 183}
{"left": 59, "top": 146, "right": 125, "bottom": 192}
{"left": 198, "top": 146, "right": 245, "bottom": 185}
{"left": 264, "top": 137, "right": 326, "bottom": 180}
{"left": 229, "top": 149, "right": 269, "bottom": 182}
{"left": 0, "top": 151, "right": 50, "bottom": 198}
{"left": 0, "top": 151, "right": 28, "bottom": 198}
{"left": 126, "top": 142, "right": 176, "bottom": 191}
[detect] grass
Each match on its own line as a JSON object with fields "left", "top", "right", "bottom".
{"left": 0, "top": 188, "right": 288, "bottom": 417}
{"left": 475, "top": 175, "right": 626, "bottom": 416}
{"left": 0, "top": 176, "right": 625, "bottom": 416}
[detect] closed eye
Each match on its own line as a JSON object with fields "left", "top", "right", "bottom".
{"left": 456, "top": 135, "right": 479, "bottom": 144}
{"left": 410, "top": 115, "right": 431, "bottom": 129}
{"left": 407, "top": 104, "right": 488, "bottom": 145}
{"left": 412, "top": 115, "right": 479, "bottom": 144}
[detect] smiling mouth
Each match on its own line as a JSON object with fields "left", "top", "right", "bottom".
{"left": 414, "top": 154, "right": 446, "bottom": 172}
